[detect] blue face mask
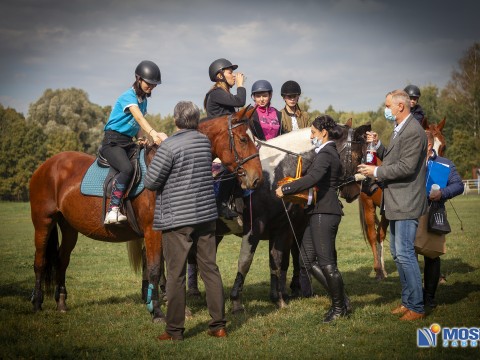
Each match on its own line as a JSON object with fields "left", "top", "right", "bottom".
{"left": 384, "top": 107, "right": 396, "bottom": 122}
{"left": 311, "top": 137, "right": 323, "bottom": 148}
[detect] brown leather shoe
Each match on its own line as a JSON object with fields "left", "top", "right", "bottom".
{"left": 399, "top": 310, "right": 426, "bottom": 321}
{"left": 207, "top": 328, "right": 227, "bottom": 338}
{"left": 157, "top": 332, "right": 182, "bottom": 341}
{"left": 391, "top": 304, "right": 408, "bottom": 315}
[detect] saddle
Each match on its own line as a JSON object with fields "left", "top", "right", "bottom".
{"left": 81, "top": 146, "right": 146, "bottom": 236}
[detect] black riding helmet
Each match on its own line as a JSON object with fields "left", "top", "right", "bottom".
{"left": 404, "top": 84, "right": 421, "bottom": 98}
{"left": 281, "top": 80, "right": 302, "bottom": 96}
{"left": 135, "top": 60, "right": 162, "bottom": 85}
{"left": 208, "top": 58, "right": 238, "bottom": 82}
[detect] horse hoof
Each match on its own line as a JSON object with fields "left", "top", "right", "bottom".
{"left": 186, "top": 288, "right": 201, "bottom": 298}
{"left": 231, "top": 299, "right": 245, "bottom": 314}
{"left": 231, "top": 306, "right": 246, "bottom": 314}
{"left": 375, "top": 271, "right": 387, "bottom": 281}
{"left": 277, "top": 299, "right": 288, "bottom": 309}
{"left": 56, "top": 305, "right": 68, "bottom": 313}
{"left": 152, "top": 316, "right": 166, "bottom": 324}
{"left": 185, "top": 307, "right": 193, "bottom": 319}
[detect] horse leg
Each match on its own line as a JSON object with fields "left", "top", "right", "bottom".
{"left": 54, "top": 218, "right": 78, "bottom": 312}
{"left": 143, "top": 230, "right": 166, "bottom": 323}
{"left": 289, "top": 239, "right": 302, "bottom": 298}
{"left": 269, "top": 231, "right": 288, "bottom": 309}
{"left": 230, "top": 230, "right": 260, "bottom": 314}
{"left": 31, "top": 212, "right": 58, "bottom": 312}
{"left": 186, "top": 246, "right": 201, "bottom": 298}
{"left": 362, "top": 199, "right": 384, "bottom": 280}
{"left": 377, "top": 214, "right": 389, "bottom": 279}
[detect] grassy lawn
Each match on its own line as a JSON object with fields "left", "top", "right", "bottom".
{"left": 0, "top": 197, "right": 479, "bottom": 359}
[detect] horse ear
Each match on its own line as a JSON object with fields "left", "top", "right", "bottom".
{"left": 437, "top": 117, "right": 446, "bottom": 131}
{"left": 355, "top": 124, "right": 371, "bottom": 139}
{"left": 421, "top": 116, "right": 429, "bottom": 130}
{"left": 345, "top": 118, "right": 352, "bottom": 128}
{"left": 233, "top": 105, "right": 256, "bottom": 122}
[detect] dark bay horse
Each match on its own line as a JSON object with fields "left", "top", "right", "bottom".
{"left": 358, "top": 117, "right": 446, "bottom": 280}
{"left": 30, "top": 106, "right": 262, "bottom": 322}
{"left": 226, "top": 119, "right": 370, "bottom": 312}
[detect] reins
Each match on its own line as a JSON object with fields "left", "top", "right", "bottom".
{"left": 213, "top": 113, "right": 260, "bottom": 183}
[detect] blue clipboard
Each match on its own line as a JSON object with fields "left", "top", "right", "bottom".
{"left": 426, "top": 160, "right": 449, "bottom": 194}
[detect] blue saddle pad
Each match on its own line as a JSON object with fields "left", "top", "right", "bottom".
{"left": 80, "top": 149, "right": 147, "bottom": 198}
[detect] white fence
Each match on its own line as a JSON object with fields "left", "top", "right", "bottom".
{"left": 463, "top": 179, "right": 480, "bottom": 195}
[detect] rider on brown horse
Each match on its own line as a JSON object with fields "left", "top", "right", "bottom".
{"left": 101, "top": 60, "right": 167, "bottom": 224}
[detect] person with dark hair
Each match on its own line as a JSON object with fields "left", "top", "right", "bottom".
{"left": 358, "top": 89, "right": 428, "bottom": 321}
{"left": 101, "top": 60, "right": 168, "bottom": 224}
{"left": 422, "top": 130, "right": 463, "bottom": 309}
{"left": 404, "top": 84, "right": 425, "bottom": 124}
{"left": 249, "top": 80, "right": 283, "bottom": 140}
{"left": 144, "top": 101, "right": 226, "bottom": 341}
{"left": 275, "top": 115, "right": 349, "bottom": 323}
{"left": 279, "top": 80, "right": 310, "bottom": 133}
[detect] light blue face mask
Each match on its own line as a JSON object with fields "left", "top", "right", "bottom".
{"left": 384, "top": 107, "right": 396, "bottom": 122}
{"left": 311, "top": 137, "right": 323, "bottom": 148}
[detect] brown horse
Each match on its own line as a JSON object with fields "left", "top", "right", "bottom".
{"left": 30, "top": 106, "right": 262, "bottom": 322}
{"left": 358, "top": 117, "right": 446, "bottom": 280}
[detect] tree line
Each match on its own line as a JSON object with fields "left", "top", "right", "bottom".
{"left": 1, "top": 43, "right": 478, "bottom": 201}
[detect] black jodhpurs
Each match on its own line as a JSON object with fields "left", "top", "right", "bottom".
{"left": 299, "top": 213, "right": 341, "bottom": 269}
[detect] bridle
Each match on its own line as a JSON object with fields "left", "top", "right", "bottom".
{"left": 215, "top": 114, "right": 260, "bottom": 182}
{"left": 336, "top": 126, "right": 364, "bottom": 189}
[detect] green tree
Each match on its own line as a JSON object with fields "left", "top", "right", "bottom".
{"left": 0, "top": 105, "right": 47, "bottom": 200}
{"left": 419, "top": 85, "right": 442, "bottom": 123}
{"left": 446, "top": 129, "right": 480, "bottom": 179}
{"left": 439, "top": 42, "right": 480, "bottom": 177}
{"left": 28, "top": 88, "right": 110, "bottom": 155}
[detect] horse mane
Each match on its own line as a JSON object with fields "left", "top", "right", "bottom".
{"left": 199, "top": 105, "right": 256, "bottom": 124}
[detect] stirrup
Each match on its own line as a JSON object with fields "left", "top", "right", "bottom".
{"left": 104, "top": 207, "right": 127, "bottom": 224}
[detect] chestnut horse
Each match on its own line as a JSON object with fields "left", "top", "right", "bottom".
{"left": 358, "top": 117, "right": 446, "bottom": 280}
{"left": 29, "top": 106, "right": 262, "bottom": 322}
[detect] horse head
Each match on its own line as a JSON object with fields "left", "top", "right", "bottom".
{"left": 198, "top": 106, "right": 263, "bottom": 190}
{"left": 422, "top": 117, "right": 446, "bottom": 156}
{"left": 336, "top": 118, "right": 370, "bottom": 203}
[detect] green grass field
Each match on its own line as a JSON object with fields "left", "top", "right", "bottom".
{"left": 0, "top": 197, "right": 479, "bottom": 359}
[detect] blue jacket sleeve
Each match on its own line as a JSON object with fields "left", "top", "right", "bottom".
{"left": 441, "top": 161, "right": 464, "bottom": 200}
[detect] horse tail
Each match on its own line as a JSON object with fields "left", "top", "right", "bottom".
{"left": 127, "top": 239, "right": 143, "bottom": 273}
{"left": 358, "top": 198, "right": 369, "bottom": 245}
{"left": 44, "top": 226, "right": 59, "bottom": 295}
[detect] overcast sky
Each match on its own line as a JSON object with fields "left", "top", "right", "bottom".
{"left": 1, "top": 0, "right": 479, "bottom": 118}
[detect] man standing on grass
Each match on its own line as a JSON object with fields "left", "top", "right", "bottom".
{"left": 358, "top": 89, "right": 427, "bottom": 321}
{"left": 144, "top": 101, "right": 227, "bottom": 340}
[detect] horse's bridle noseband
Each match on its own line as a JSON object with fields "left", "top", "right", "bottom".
{"left": 227, "top": 114, "right": 260, "bottom": 177}
{"left": 336, "top": 126, "right": 364, "bottom": 189}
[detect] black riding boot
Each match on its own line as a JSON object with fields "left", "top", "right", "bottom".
{"left": 424, "top": 256, "right": 441, "bottom": 309}
{"left": 321, "top": 264, "right": 348, "bottom": 323}
{"left": 311, "top": 263, "right": 351, "bottom": 314}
